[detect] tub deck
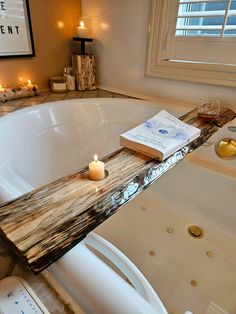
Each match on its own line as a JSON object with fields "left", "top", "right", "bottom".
{"left": 0, "top": 106, "right": 235, "bottom": 274}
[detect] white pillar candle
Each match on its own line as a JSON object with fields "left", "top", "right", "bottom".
{"left": 89, "top": 154, "right": 105, "bottom": 180}
{"left": 27, "top": 79, "right": 33, "bottom": 87}
{"left": 77, "top": 20, "right": 88, "bottom": 38}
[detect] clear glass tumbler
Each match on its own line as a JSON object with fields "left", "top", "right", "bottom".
{"left": 197, "top": 98, "right": 221, "bottom": 122}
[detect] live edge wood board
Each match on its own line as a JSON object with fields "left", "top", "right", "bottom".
{"left": 0, "top": 107, "right": 235, "bottom": 274}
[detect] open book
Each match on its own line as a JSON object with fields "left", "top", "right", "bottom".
{"left": 120, "top": 110, "right": 201, "bottom": 160}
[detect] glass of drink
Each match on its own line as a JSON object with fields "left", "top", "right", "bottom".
{"left": 198, "top": 98, "right": 221, "bottom": 122}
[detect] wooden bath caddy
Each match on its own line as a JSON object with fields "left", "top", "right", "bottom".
{"left": 0, "top": 107, "right": 235, "bottom": 274}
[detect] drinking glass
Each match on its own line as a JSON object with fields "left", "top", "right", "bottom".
{"left": 198, "top": 98, "right": 221, "bottom": 122}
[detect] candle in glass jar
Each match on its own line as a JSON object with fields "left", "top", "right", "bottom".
{"left": 27, "top": 79, "right": 33, "bottom": 87}
{"left": 77, "top": 20, "right": 88, "bottom": 38}
{"left": 89, "top": 154, "right": 105, "bottom": 180}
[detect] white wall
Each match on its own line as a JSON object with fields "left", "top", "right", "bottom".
{"left": 82, "top": 0, "right": 236, "bottom": 110}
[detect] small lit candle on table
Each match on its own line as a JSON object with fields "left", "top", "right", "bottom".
{"left": 89, "top": 154, "right": 105, "bottom": 181}
{"left": 0, "top": 84, "right": 4, "bottom": 92}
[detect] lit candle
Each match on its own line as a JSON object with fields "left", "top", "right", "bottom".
{"left": 77, "top": 20, "right": 88, "bottom": 38}
{"left": 27, "top": 79, "right": 33, "bottom": 86}
{"left": 89, "top": 154, "right": 105, "bottom": 180}
{"left": 0, "top": 84, "right": 4, "bottom": 92}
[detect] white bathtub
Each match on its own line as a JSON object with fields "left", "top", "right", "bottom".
{"left": 0, "top": 98, "right": 170, "bottom": 202}
{"left": 0, "top": 98, "right": 235, "bottom": 314}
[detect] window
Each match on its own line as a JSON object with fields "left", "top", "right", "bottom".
{"left": 176, "top": 0, "right": 236, "bottom": 37}
{"left": 146, "top": 0, "right": 236, "bottom": 86}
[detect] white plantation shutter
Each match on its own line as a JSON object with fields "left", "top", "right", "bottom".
{"left": 146, "top": 0, "right": 236, "bottom": 86}
{"left": 176, "top": 0, "right": 236, "bottom": 37}
{"left": 165, "top": 0, "right": 236, "bottom": 64}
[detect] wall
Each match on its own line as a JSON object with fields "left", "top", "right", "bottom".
{"left": 0, "top": 0, "right": 81, "bottom": 90}
{"left": 82, "top": 0, "right": 236, "bottom": 110}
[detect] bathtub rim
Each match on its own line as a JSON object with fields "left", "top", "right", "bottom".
{"left": 0, "top": 97, "right": 195, "bottom": 122}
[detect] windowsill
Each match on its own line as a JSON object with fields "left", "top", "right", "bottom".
{"left": 146, "top": 58, "right": 236, "bottom": 87}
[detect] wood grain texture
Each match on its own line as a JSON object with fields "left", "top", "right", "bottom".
{"left": 0, "top": 107, "right": 235, "bottom": 273}
{"left": 72, "top": 54, "right": 96, "bottom": 91}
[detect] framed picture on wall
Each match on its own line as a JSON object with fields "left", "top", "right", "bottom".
{"left": 0, "top": 0, "right": 35, "bottom": 58}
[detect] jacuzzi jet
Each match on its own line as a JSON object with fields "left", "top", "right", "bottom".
{"left": 206, "top": 251, "right": 214, "bottom": 257}
{"left": 149, "top": 250, "right": 156, "bottom": 256}
{"left": 187, "top": 225, "right": 204, "bottom": 239}
{"left": 190, "top": 280, "right": 198, "bottom": 287}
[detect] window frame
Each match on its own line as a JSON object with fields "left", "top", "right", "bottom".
{"left": 146, "top": 0, "right": 236, "bottom": 87}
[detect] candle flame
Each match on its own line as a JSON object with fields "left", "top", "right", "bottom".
{"left": 79, "top": 20, "right": 86, "bottom": 28}
{"left": 27, "top": 79, "right": 32, "bottom": 85}
{"left": 0, "top": 84, "right": 3, "bottom": 89}
{"left": 94, "top": 154, "right": 98, "bottom": 162}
